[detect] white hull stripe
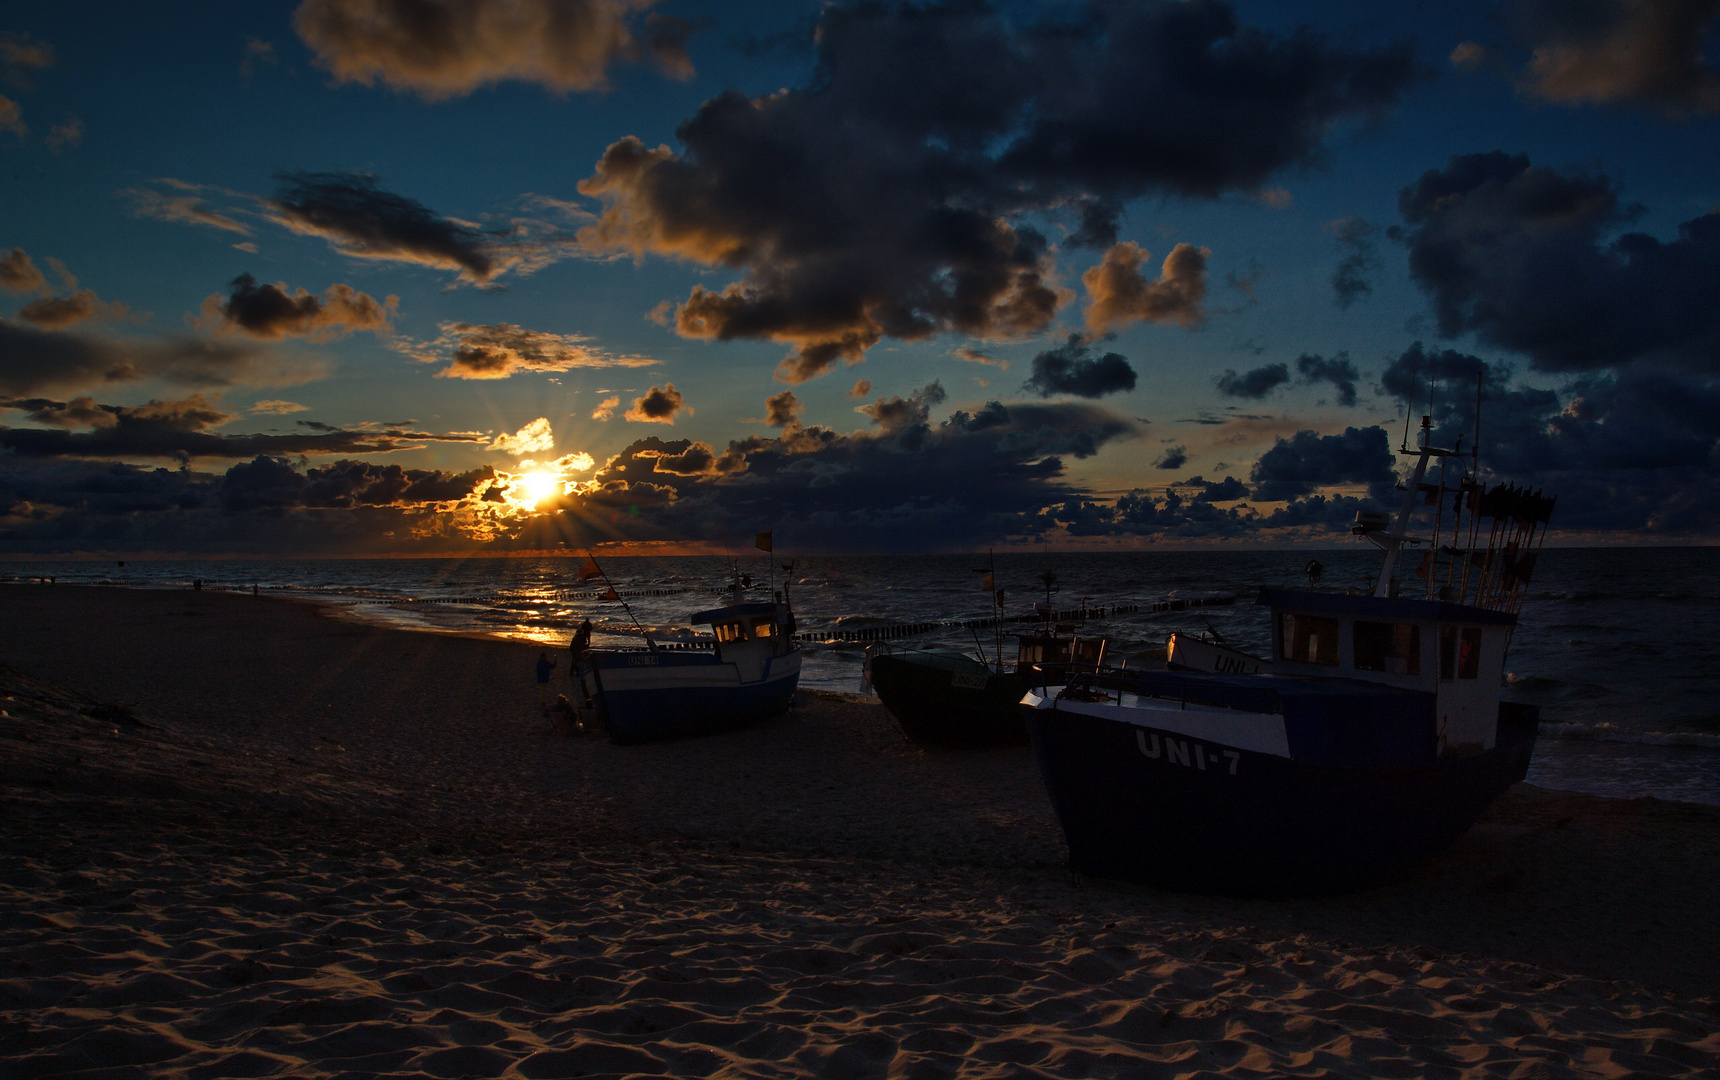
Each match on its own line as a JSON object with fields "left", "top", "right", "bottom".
{"left": 1024, "top": 688, "right": 1291, "bottom": 758}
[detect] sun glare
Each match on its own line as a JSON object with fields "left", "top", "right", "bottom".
{"left": 519, "top": 470, "right": 561, "bottom": 504}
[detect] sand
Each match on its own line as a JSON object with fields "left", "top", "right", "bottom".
{"left": 1, "top": 583, "right": 1716, "bottom": 1078}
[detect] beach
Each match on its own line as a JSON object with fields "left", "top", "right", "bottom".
{"left": 2, "top": 585, "right": 1716, "bottom": 1078}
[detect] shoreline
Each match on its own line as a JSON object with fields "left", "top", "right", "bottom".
{"left": 3, "top": 585, "right": 1718, "bottom": 1076}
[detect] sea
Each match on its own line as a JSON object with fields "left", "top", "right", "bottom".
{"left": 6, "top": 547, "right": 1719, "bottom": 806}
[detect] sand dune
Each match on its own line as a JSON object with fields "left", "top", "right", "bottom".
{"left": 2, "top": 584, "right": 1717, "bottom": 1078}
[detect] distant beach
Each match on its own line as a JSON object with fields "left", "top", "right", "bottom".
{"left": 2, "top": 584, "right": 1717, "bottom": 1078}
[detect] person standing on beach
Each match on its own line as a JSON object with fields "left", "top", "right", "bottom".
{"left": 535, "top": 650, "right": 558, "bottom": 711}
{"left": 569, "top": 618, "right": 593, "bottom": 666}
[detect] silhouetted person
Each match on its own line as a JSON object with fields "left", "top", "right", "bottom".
{"left": 535, "top": 650, "right": 558, "bottom": 711}
{"left": 569, "top": 618, "right": 593, "bottom": 665}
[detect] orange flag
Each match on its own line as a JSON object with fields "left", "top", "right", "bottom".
{"left": 601, "top": 587, "right": 620, "bottom": 601}
{"left": 578, "top": 555, "right": 602, "bottom": 581}
{"left": 755, "top": 531, "right": 772, "bottom": 552}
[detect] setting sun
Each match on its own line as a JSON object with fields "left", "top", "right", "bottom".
{"left": 518, "top": 471, "right": 561, "bottom": 504}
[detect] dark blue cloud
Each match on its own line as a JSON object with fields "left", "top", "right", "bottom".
{"left": 1215, "top": 363, "right": 1289, "bottom": 399}
{"left": 1296, "top": 352, "right": 1362, "bottom": 406}
{"left": 272, "top": 171, "right": 499, "bottom": 281}
{"left": 1022, "top": 337, "right": 1137, "bottom": 398}
{"left": 1396, "top": 151, "right": 1720, "bottom": 374}
{"left": 1328, "top": 216, "right": 1377, "bottom": 309}
{"left": 579, "top": 0, "right": 1426, "bottom": 380}
{"left": 1250, "top": 426, "right": 1397, "bottom": 502}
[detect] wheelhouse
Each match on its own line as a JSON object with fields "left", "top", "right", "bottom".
{"left": 1260, "top": 588, "right": 1515, "bottom": 756}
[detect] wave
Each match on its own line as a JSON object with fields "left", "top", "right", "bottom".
{"left": 1504, "top": 673, "right": 1563, "bottom": 691}
{"left": 1539, "top": 721, "right": 1720, "bottom": 750}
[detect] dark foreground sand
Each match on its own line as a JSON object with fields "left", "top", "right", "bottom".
{"left": 1, "top": 584, "right": 1716, "bottom": 1078}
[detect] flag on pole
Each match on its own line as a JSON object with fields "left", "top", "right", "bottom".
{"left": 601, "top": 587, "right": 620, "bottom": 601}
{"left": 578, "top": 555, "right": 602, "bottom": 581}
{"left": 755, "top": 531, "right": 772, "bottom": 552}
{"left": 980, "top": 572, "right": 995, "bottom": 593}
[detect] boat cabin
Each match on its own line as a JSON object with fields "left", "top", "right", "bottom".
{"left": 1016, "top": 633, "right": 1106, "bottom": 672}
{"left": 690, "top": 601, "right": 794, "bottom": 683}
{"left": 1260, "top": 588, "right": 1515, "bottom": 757}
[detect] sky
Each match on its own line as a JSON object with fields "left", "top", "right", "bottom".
{"left": 3, "top": 0, "right": 1720, "bottom": 556}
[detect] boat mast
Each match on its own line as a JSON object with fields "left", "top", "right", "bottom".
{"left": 1373, "top": 416, "right": 1435, "bottom": 598}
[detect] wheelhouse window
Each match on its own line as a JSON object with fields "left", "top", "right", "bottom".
{"left": 1281, "top": 613, "right": 1339, "bottom": 666}
{"left": 1018, "top": 638, "right": 1072, "bottom": 666}
{"left": 750, "top": 617, "right": 777, "bottom": 639}
{"left": 1459, "top": 627, "right": 1483, "bottom": 679}
{"left": 1440, "top": 626, "right": 1484, "bottom": 680}
{"left": 1353, "top": 621, "right": 1421, "bottom": 676}
{"left": 714, "top": 622, "right": 747, "bottom": 643}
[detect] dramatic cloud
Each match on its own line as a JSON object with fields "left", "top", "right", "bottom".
{"left": 764, "top": 390, "right": 802, "bottom": 428}
{"left": 1081, "top": 241, "right": 1209, "bottom": 334}
{"left": 1215, "top": 363, "right": 1290, "bottom": 400}
{"left": 591, "top": 395, "right": 620, "bottom": 421}
{"left": 1154, "top": 445, "right": 1188, "bottom": 470}
{"left": 1396, "top": 151, "right": 1720, "bottom": 374}
{"left": 1021, "top": 337, "right": 1137, "bottom": 399}
{"left": 251, "top": 399, "right": 308, "bottom": 415}
{"left": 0, "top": 393, "right": 482, "bottom": 462}
{"left": 857, "top": 382, "right": 947, "bottom": 433}
{"left": 847, "top": 380, "right": 872, "bottom": 399}
{"left": 489, "top": 417, "right": 556, "bottom": 455}
{"left": 1249, "top": 426, "right": 1397, "bottom": 501}
{"left": 198, "top": 274, "right": 395, "bottom": 341}
{"left": 1327, "top": 216, "right": 1377, "bottom": 309}
{"left": 1181, "top": 475, "right": 1249, "bottom": 502}
{"left": 0, "top": 248, "right": 44, "bottom": 293}
{"left": 270, "top": 171, "right": 501, "bottom": 281}
{"left": 625, "top": 383, "right": 687, "bottom": 423}
{"left": 15, "top": 290, "right": 129, "bottom": 330}
{"left": 293, "top": 0, "right": 689, "bottom": 101}
{"left": 396, "top": 322, "right": 655, "bottom": 380}
{"left": 564, "top": 396, "right": 1142, "bottom": 551}
{"left": 0, "top": 322, "right": 325, "bottom": 397}
{"left": 1372, "top": 341, "right": 1720, "bottom": 534}
{"left": 1, "top": 395, "right": 116, "bottom": 430}
{"left": 576, "top": 1, "right": 1422, "bottom": 379}
{"left": 1296, "top": 352, "right": 1362, "bottom": 406}
{"left": 1509, "top": 0, "right": 1720, "bottom": 113}
{"left": 0, "top": 455, "right": 513, "bottom": 556}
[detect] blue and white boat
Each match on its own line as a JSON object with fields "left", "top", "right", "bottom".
{"left": 1023, "top": 416, "right": 1554, "bottom": 893}
{"left": 573, "top": 591, "right": 802, "bottom": 745}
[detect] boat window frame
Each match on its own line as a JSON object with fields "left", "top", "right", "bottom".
{"left": 1280, "top": 612, "right": 1340, "bottom": 667}
{"left": 750, "top": 617, "right": 777, "bottom": 640}
{"left": 1458, "top": 627, "right": 1483, "bottom": 680}
{"left": 1352, "top": 619, "right": 1421, "bottom": 676}
{"left": 713, "top": 621, "right": 748, "bottom": 644}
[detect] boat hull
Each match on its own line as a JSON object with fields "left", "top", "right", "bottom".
{"left": 578, "top": 649, "right": 801, "bottom": 745}
{"left": 1023, "top": 697, "right": 1536, "bottom": 894}
{"left": 868, "top": 653, "right": 1028, "bottom": 746}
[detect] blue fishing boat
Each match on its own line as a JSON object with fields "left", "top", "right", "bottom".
{"left": 573, "top": 591, "right": 802, "bottom": 745}
{"left": 1023, "top": 415, "right": 1554, "bottom": 893}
